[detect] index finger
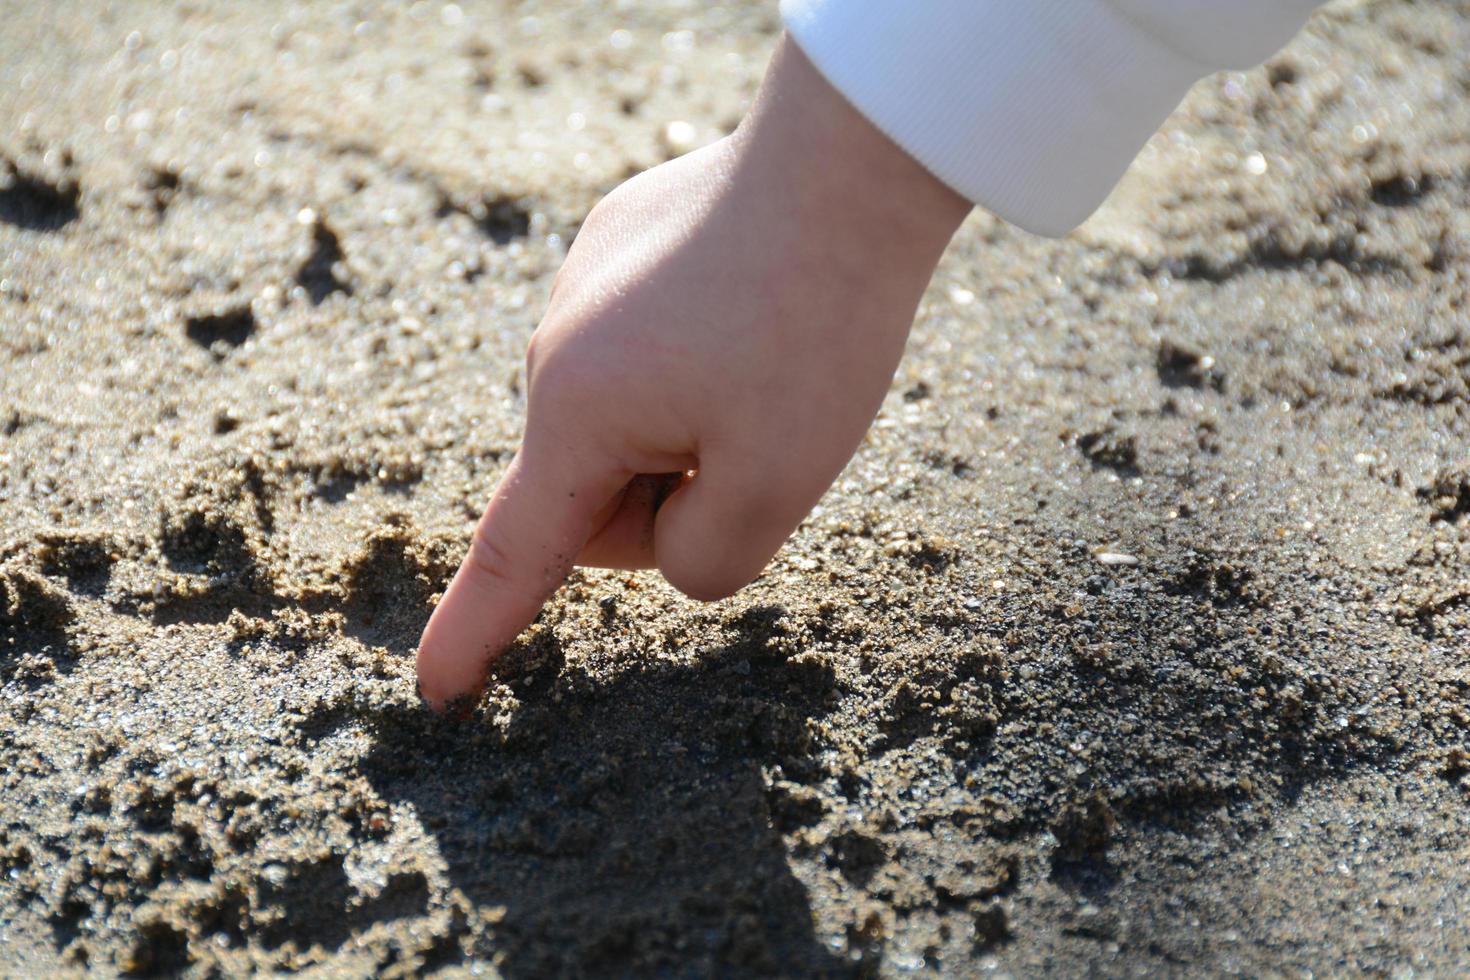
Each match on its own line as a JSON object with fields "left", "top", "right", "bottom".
{"left": 415, "top": 435, "right": 629, "bottom": 710}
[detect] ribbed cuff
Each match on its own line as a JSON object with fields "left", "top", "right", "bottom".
{"left": 780, "top": 0, "right": 1308, "bottom": 237}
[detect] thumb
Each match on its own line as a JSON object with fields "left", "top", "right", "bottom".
{"left": 415, "top": 435, "right": 627, "bottom": 710}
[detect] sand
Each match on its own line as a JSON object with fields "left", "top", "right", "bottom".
{"left": 2, "top": 0, "right": 1468, "bottom": 975}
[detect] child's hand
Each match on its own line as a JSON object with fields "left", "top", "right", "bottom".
{"left": 416, "top": 37, "right": 970, "bottom": 709}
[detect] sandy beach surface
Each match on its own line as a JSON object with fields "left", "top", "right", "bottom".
{"left": 3, "top": 0, "right": 1469, "bottom": 975}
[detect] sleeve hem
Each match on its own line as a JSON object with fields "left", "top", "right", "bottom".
{"left": 780, "top": 0, "right": 1297, "bottom": 237}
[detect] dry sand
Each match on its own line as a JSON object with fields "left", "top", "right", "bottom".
{"left": 2, "top": 0, "right": 1469, "bottom": 975}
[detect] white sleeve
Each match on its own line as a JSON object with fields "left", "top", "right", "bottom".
{"left": 780, "top": 0, "right": 1324, "bottom": 237}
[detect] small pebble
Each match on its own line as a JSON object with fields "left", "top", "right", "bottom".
{"left": 661, "top": 120, "right": 698, "bottom": 155}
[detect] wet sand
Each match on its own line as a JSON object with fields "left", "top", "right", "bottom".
{"left": 2, "top": 0, "right": 1469, "bottom": 975}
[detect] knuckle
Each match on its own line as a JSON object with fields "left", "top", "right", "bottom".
{"left": 526, "top": 341, "right": 607, "bottom": 422}
{"left": 547, "top": 264, "right": 568, "bottom": 303}
{"left": 524, "top": 331, "right": 576, "bottom": 389}
{"left": 524, "top": 329, "right": 546, "bottom": 377}
{"left": 465, "top": 523, "right": 520, "bottom": 591}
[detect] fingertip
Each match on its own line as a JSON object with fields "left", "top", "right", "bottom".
{"left": 415, "top": 668, "right": 485, "bottom": 716}
{"left": 414, "top": 618, "right": 493, "bottom": 713}
{"left": 414, "top": 674, "right": 453, "bottom": 716}
{"left": 417, "top": 679, "right": 482, "bottom": 720}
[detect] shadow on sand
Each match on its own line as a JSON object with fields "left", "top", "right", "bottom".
{"left": 352, "top": 608, "right": 854, "bottom": 977}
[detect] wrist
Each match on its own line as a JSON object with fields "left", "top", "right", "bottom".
{"left": 731, "top": 34, "right": 970, "bottom": 273}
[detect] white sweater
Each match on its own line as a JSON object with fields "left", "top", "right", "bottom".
{"left": 781, "top": 0, "right": 1324, "bottom": 236}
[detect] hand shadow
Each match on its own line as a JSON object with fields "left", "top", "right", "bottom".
{"left": 353, "top": 606, "right": 854, "bottom": 977}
